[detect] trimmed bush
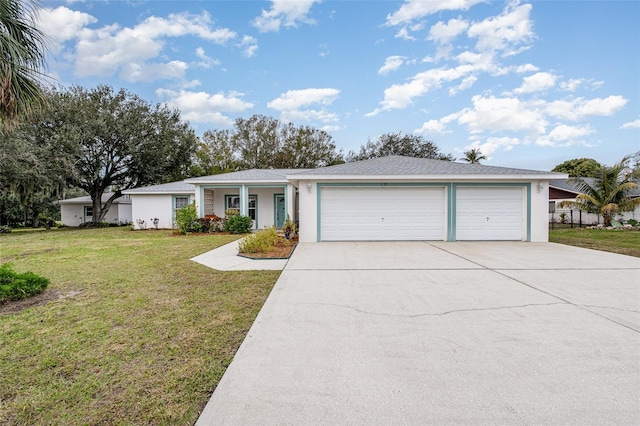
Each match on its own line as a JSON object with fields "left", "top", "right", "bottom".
{"left": 238, "top": 226, "right": 280, "bottom": 253}
{"left": 0, "top": 263, "right": 50, "bottom": 303}
{"left": 175, "top": 203, "right": 201, "bottom": 234}
{"left": 224, "top": 215, "right": 253, "bottom": 234}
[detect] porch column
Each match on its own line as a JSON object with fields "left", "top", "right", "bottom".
{"left": 239, "top": 185, "right": 248, "bottom": 216}
{"left": 286, "top": 183, "right": 296, "bottom": 222}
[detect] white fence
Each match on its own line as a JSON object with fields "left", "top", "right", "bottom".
{"left": 549, "top": 206, "right": 639, "bottom": 227}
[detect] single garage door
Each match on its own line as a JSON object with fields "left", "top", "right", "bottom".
{"left": 320, "top": 186, "right": 445, "bottom": 241}
{"left": 456, "top": 187, "right": 524, "bottom": 241}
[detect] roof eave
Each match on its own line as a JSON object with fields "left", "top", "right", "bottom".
{"left": 287, "top": 173, "right": 566, "bottom": 181}
{"left": 185, "top": 179, "right": 289, "bottom": 185}
{"left": 123, "top": 190, "right": 195, "bottom": 195}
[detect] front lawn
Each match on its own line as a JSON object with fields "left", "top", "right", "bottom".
{"left": 549, "top": 227, "right": 640, "bottom": 258}
{"left": 0, "top": 227, "right": 280, "bottom": 425}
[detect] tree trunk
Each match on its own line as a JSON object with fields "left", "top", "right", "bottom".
{"left": 92, "top": 192, "right": 103, "bottom": 223}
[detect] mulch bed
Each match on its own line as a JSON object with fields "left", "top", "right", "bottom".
{"left": 239, "top": 236, "right": 298, "bottom": 259}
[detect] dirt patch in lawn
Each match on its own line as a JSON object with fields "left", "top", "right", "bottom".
{"left": 239, "top": 236, "right": 298, "bottom": 259}
{"left": 0, "top": 288, "right": 83, "bottom": 315}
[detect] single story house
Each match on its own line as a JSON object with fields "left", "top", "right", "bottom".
{"left": 124, "top": 156, "right": 565, "bottom": 242}
{"left": 549, "top": 178, "right": 640, "bottom": 224}
{"left": 58, "top": 193, "right": 132, "bottom": 226}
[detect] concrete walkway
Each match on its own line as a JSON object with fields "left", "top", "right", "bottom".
{"left": 197, "top": 242, "right": 640, "bottom": 425}
{"left": 190, "top": 239, "right": 288, "bottom": 271}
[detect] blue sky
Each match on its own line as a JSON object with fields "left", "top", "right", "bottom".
{"left": 38, "top": 0, "right": 639, "bottom": 171}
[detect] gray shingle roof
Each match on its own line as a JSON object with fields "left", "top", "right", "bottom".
{"left": 123, "top": 181, "right": 195, "bottom": 194}
{"left": 290, "top": 156, "right": 564, "bottom": 177}
{"left": 186, "top": 168, "right": 311, "bottom": 183}
{"left": 550, "top": 178, "right": 640, "bottom": 197}
{"left": 58, "top": 192, "right": 131, "bottom": 204}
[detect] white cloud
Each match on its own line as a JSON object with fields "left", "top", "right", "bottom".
{"left": 464, "top": 136, "right": 521, "bottom": 157}
{"left": 513, "top": 72, "right": 557, "bottom": 94}
{"left": 535, "top": 124, "right": 594, "bottom": 147}
{"left": 514, "top": 63, "right": 539, "bottom": 73}
{"left": 268, "top": 88, "right": 340, "bottom": 123}
{"left": 38, "top": 6, "right": 97, "bottom": 52}
{"left": 545, "top": 95, "right": 628, "bottom": 120}
{"left": 252, "top": 0, "right": 321, "bottom": 32}
{"left": 547, "top": 124, "right": 594, "bottom": 141}
{"left": 449, "top": 75, "right": 477, "bottom": 95}
{"left": 414, "top": 119, "right": 449, "bottom": 135}
{"left": 122, "top": 60, "right": 188, "bottom": 82}
{"left": 156, "top": 89, "right": 254, "bottom": 126}
{"left": 194, "top": 47, "right": 220, "bottom": 69}
{"left": 467, "top": 2, "right": 534, "bottom": 55}
{"left": 457, "top": 95, "right": 547, "bottom": 135}
{"left": 559, "top": 78, "right": 604, "bottom": 92}
{"left": 378, "top": 56, "right": 406, "bottom": 75}
{"left": 428, "top": 18, "right": 469, "bottom": 44}
{"left": 559, "top": 78, "right": 583, "bottom": 92}
{"left": 386, "top": 0, "right": 485, "bottom": 26}
{"left": 621, "top": 119, "right": 640, "bottom": 129}
{"left": 238, "top": 35, "right": 258, "bottom": 57}
{"left": 60, "top": 11, "right": 239, "bottom": 82}
{"left": 395, "top": 27, "right": 416, "bottom": 41}
{"left": 367, "top": 62, "right": 492, "bottom": 116}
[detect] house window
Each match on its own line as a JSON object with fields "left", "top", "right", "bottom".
{"left": 226, "top": 195, "right": 257, "bottom": 220}
{"left": 174, "top": 196, "right": 189, "bottom": 210}
{"left": 84, "top": 206, "right": 93, "bottom": 221}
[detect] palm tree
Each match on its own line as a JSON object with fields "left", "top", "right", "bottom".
{"left": 558, "top": 155, "right": 640, "bottom": 226}
{"left": 462, "top": 148, "right": 487, "bottom": 164}
{"left": 0, "top": 0, "right": 48, "bottom": 131}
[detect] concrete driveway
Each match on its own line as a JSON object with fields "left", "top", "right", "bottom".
{"left": 197, "top": 242, "right": 640, "bottom": 425}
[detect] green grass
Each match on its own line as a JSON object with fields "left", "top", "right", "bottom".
{"left": 0, "top": 227, "right": 280, "bottom": 425}
{"left": 549, "top": 227, "right": 640, "bottom": 258}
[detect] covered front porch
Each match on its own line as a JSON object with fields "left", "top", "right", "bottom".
{"left": 194, "top": 183, "right": 297, "bottom": 230}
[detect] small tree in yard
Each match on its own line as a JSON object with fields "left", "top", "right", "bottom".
{"left": 558, "top": 155, "right": 640, "bottom": 226}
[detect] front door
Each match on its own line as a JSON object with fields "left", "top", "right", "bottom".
{"left": 275, "top": 195, "right": 285, "bottom": 229}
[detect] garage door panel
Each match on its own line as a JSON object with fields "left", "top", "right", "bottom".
{"left": 321, "top": 187, "right": 444, "bottom": 241}
{"left": 456, "top": 187, "right": 524, "bottom": 241}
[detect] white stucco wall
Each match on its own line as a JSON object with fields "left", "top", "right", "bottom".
{"left": 60, "top": 203, "right": 130, "bottom": 226}
{"left": 130, "top": 194, "right": 176, "bottom": 229}
{"left": 60, "top": 204, "right": 86, "bottom": 227}
{"left": 530, "top": 180, "right": 549, "bottom": 242}
{"left": 298, "top": 181, "right": 318, "bottom": 243}
{"left": 118, "top": 204, "right": 132, "bottom": 224}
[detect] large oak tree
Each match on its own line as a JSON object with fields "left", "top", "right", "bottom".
{"left": 552, "top": 158, "right": 602, "bottom": 177}
{"left": 50, "top": 85, "right": 197, "bottom": 222}
{"left": 346, "top": 132, "right": 454, "bottom": 162}
{"left": 191, "top": 115, "right": 343, "bottom": 175}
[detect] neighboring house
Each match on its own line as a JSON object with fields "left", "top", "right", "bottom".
{"left": 58, "top": 193, "right": 132, "bottom": 226}
{"left": 549, "top": 178, "right": 640, "bottom": 225}
{"left": 124, "top": 156, "right": 565, "bottom": 242}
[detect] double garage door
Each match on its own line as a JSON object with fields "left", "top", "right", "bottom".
{"left": 320, "top": 186, "right": 524, "bottom": 241}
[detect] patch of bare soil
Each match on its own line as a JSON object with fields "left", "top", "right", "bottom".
{"left": 0, "top": 288, "right": 83, "bottom": 315}
{"left": 1, "top": 248, "right": 55, "bottom": 262}
{"left": 239, "top": 236, "right": 298, "bottom": 259}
